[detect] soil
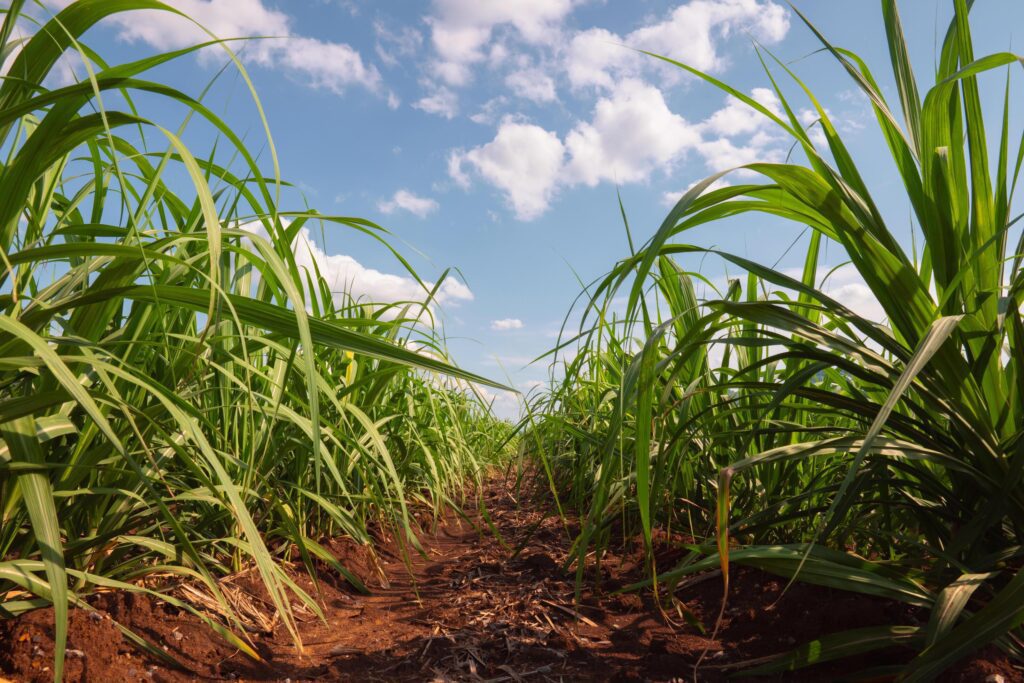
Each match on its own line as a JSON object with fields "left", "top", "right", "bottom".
{"left": 1, "top": 472, "right": 1020, "bottom": 682}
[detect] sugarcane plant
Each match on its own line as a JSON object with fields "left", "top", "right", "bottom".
{"left": 0, "top": 1, "right": 511, "bottom": 680}
{"left": 528, "top": 0, "right": 1024, "bottom": 677}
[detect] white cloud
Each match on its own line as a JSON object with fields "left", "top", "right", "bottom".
{"left": 628, "top": 0, "right": 788, "bottom": 73}
{"left": 799, "top": 108, "right": 829, "bottom": 146}
{"left": 104, "top": 0, "right": 289, "bottom": 56}
{"left": 454, "top": 82, "right": 789, "bottom": 219}
{"left": 430, "top": 59, "right": 476, "bottom": 89}
{"left": 243, "top": 224, "right": 472, "bottom": 314}
{"left": 437, "top": 1, "right": 794, "bottom": 220}
{"left": 697, "top": 136, "right": 780, "bottom": 173}
{"left": 696, "top": 87, "right": 786, "bottom": 173}
{"left": 771, "top": 264, "right": 885, "bottom": 324}
{"left": 469, "top": 96, "right": 509, "bottom": 125}
{"left": 505, "top": 67, "right": 558, "bottom": 103}
{"left": 278, "top": 36, "right": 381, "bottom": 94}
{"left": 520, "top": 379, "right": 546, "bottom": 392}
{"left": 563, "top": 0, "right": 789, "bottom": 91}
{"left": 449, "top": 118, "right": 566, "bottom": 220}
{"left": 448, "top": 151, "right": 473, "bottom": 189}
{"left": 414, "top": 84, "right": 459, "bottom": 118}
{"left": 817, "top": 264, "right": 885, "bottom": 323}
{"left": 378, "top": 190, "right": 440, "bottom": 218}
{"left": 472, "top": 384, "right": 523, "bottom": 420}
{"left": 426, "top": 0, "right": 578, "bottom": 85}
{"left": 564, "top": 79, "right": 701, "bottom": 186}
{"left": 59, "top": 0, "right": 382, "bottom": 96}
{"left": 487, "top": 41, "right": 511, "bottom": 67}
{"left": 704, "top": 87, "right": 782, "bottom": 136}
{"left": 46, "top": 49, "right": 85, "bottom": 88}
{"left": 564, "top": 27, "right": 637, "bottom": 91}
{"left": 491, "top": 318, "right": 524, "bottom": 331}
{"left": 374, "top": 21, "right": 422, "bottom": 67}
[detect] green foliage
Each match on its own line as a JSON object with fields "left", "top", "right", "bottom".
{"left": 527, "top": 0, "right": 1024, "bottom": 676}
{"left": 0, "top": 2, "right": 511, "bottom": 679}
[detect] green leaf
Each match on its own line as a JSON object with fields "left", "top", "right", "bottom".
{"left": 1, "top": 417, "right": 68, "bottom": 682}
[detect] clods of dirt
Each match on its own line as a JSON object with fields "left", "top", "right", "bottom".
{"left": 1, "top": 604, "right": 143, "bottom": 683}
{"left": 1, "top": 473, "right": 1021, "bottom": 681}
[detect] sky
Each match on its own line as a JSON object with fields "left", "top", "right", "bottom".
{"left": 20, "top": 0, "right": 1024, "bottom": 417}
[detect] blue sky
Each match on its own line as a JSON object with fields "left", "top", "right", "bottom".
{"left": 28, "top": 0, "right": 1024, "bottom": 417}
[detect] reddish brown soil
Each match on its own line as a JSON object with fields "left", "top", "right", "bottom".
{"left": 1, "top": 473, "right": 1020, "bottom": 682}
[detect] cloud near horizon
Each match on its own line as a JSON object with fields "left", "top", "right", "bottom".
{"left": 241, "top": 223, "right": 473, "bottom": 318}
{"left": 490, "top": 318, "right": 524, "bottom": 331}
{"left": 378, "top": 190, "right": 440, "bottom": 218}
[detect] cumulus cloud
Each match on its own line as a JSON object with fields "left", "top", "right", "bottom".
{"left": 696, "top": 88, "right": 786, "bottom": 173}
{"left": 817, "top": 264, "right": 885, "bottom": 323}
{"left": 472, "top": 384, "right": 524, "bottom": 420}
{"left": 491, "top": 318, "right": 524, "bottom": 331}
{"left": 799, "top": 108, "right": 830, "bottom": 146}
{"left": 449, "top": 119, "right": 566, "bottom": 220}
{"left": 564, "top": 79, "right": 700, "bottom": 186}
{"left": 564, "top": 0, "right": 789, "bottom": 91}
{"left": 520, "top": 379, "right": 546, "bottom": 393}
{"left": 378, "top": 190, "right": 440, "bottom": 218}
{"left": 697, "top": 136, "right": 780, "bottom": 173}
{"left": 448, "top": 151, "right": 473, "bottom": 189}
{"left": 277, "top": 36, "right": 381, "bottom": 94}
{"left": 453, "top": 82, "right": 791, "bottom": 220}
{"left": 704, "top": 87, "right": 782, "bottom": 136}
{"left": 414, "top": 84, "right": 459, "bottom": 118}
{"left": 627, "top": 0, "right": 788, "bottom": 73}
{"left": 450, "top": 81, "right": 701, "bottom": 221}
{"left": 242, "top": 224, "right": 472, "bottom": 315}
{"left": 564, "top": 28, "right": 634, "bottom": 91}
{"left": 421, "top": 0, "right": 787, "bottom": 97}
{"left": 46, "top": 0, "right": 383, "bottom": 96}
{"left": 426, "top": 0, "right": 578, "bottom": 86}
{"left": 469, "top": 97, "right": 510, "bottom": 125}
{"left": 97, "top": 0, "right": 290, "bottom": 55}
{"left": 770, "top": 263, "right": 885, "bottom": 324}
{"left": 505, "top": 67, "right": 558, "bottom": 103}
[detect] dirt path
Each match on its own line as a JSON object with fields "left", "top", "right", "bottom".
{"left": 1, "top": 472, "right": 1019, "bottom": 682}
